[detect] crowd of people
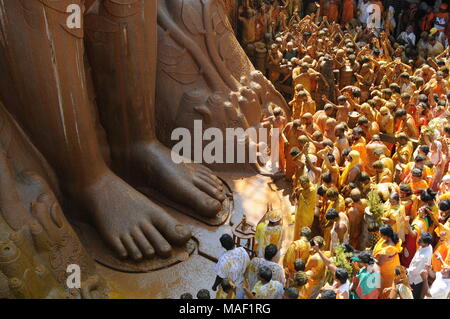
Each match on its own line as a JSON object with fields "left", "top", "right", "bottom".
{"left": 180, "top": 0, "right": 450, "bottom": 299}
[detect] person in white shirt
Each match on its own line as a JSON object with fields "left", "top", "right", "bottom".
{"left": 243, "top": 266, "right": 284, "bottom": 299}
{"left": 422, "top": 265, "right": 450, "bottom": 299}
{"left": 397, "top": 25, "right": 417, "bottom": 47}
{"left": 245, "top": 244, "right": 285, "bottom": 290}
{"left": 407, "top": 232, "right": 433, "bottom": 299}
{"left": 212, "top": 234, "right": 250, "bottom": 299}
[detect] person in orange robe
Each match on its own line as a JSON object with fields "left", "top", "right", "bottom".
{"left": 373, "top": 225, "right": 403, "bottom": 292}
{"left": 341, "top": 0, "right": 354, "bottom": 24}
{"left": 327, "top": 0, "right": 340, "bottom": 22}
{"left": 351, "top": 127, "right": 368, "bottom": 172}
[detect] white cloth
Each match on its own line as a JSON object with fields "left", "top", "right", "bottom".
{"left": 408, "top": 245, "right": 433, "bottom": 285}
{"left": 252, "top": 280, "right": 284, "bottom": 299}
{"left": 425, "top": 272, "right": 450, "bottom": 299}
{"left": 216, "top": 247, "right": 250, "bottom": 297}
{"left": 246, "top": 257, "right": 286, "bottom": 290}
{"left": 358, "top": 0, "right": 370, "bottom": 25}
{"left": 338, "top": 280, "right": 351, "bottom": 298}
{"left": 398, "top": 32, "right": 416, "bottom": 46}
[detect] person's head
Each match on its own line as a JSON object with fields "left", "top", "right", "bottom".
{"left": 406, "top": 24, "right": 414, "bottom": 34}
{"left": 322, "top": 172, "right": 332, "bottom": 184}
{"left": 299, "top": 175, "right": 311, "bottom": 188}
{"left": 335, "top": 267, "right": 349, "bottom": 285}
{"left": 372, "top": 160, "right": 384, "bottom": 174}
{"left": 293, "top": 271, "right": 308, "bottom": 287}
{"left": 319, "top": 290, "right": 337, "bottom": 299}
{"left": 293, "top": 119, "right": 301, "bottom": 129}
{"left": 352, "top": 127, "right": 364, "bottom": 141}
{"left": 337, "top": 95, "right": 347, "bottom": 105}
{"left": 397, "top": 132, "right": 409, "bottom": 145}
{"left": 283, "top": 287, "right": 299, "bottom": 299}
{"left": 220, "top": 234, "right": 235, "bottom": 250}
{"left": 326, "top": 188, "right": 339, "bottom": 201}
{"left": 418, "top": 232, "right": 433, "bottom": 247}
{"left": 197, "top": 289, "right": 211, "bottom": 299}
{"left": 357, "top": 116, "right": 369, "bottom": 129}
{"left": 221, "top": 279, "right": 234, "bottom": 293}
{"left": 264, "top": 244, "right": 278, "bottom": 261}
{"left": 297, "top": 90, "right": 308, "bottom": 102}
{"left": 325, "top": 208, "right": 339, "bottom": 221}
{"left": 294, "top": 258, "right": 306, "bottom": 272}
{"left": 439, "top": 199, "right": 450, "bottom": 216}
{"left": 399, "top": 184, "right": 412, "bottom": 199}
{"left": 418, "top": 145, "right": 430, "bottom": 157}
{"left": 334, "top": 124, "right": 346, "bottom": 137}
{"left": 301, "top": 113, "right": 313, "bottom": 126}
{"left": 300, "top": 226, "right": 311, "bottom": 240}
{"left": 357, "top": 172, "right": 371, "bottom": 186}
{"left": 389, "top": 192, "right": 400, "bottom": 205}
{"left": 273, "top": 107, "right": 283, "bottom": 117}
{"left": 324, "top": 103, "right": 334, "bottom": 116}
{"left": 420, "top": 188, "right": 437, "bottom": 204}
{"left": 180, "top": 293, "right": 193, "bottom": 299}
{"left": 394, "top": 108, "right": 407, "bottom": 120}
{"left": 379, "top": 225, "right": 399, "bottom": 244}
{"left": 350, "top": 188, "right": 361, "bottom": 202}
{"left": 258, "top": 266, "right": 273, "bottom": 283}
{"left": 414, "top": 155, "right": 426, "bottom": 166}
{"left": 358, "top": 250, "right": 375, "bottom": 266}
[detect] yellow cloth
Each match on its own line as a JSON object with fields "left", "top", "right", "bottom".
{"left": 339, "top": 150, "right": 361, "bottom": 186}
{"left": 294, "top": 184, "right": 317, "bottom": 240}
{"left": 373, "top": 238, "right": 403, "bottom": 290}
{"left": 216, "top": 286, "right": 236, "bottom": 299}
{"left": 283, "top": 238, "right": 311, "bottom": 274}
{"left": 254, "top": 222, "right": 283, "bottom": 257}
{"left": 304, "top": 251, "right": 332, "bottom": 298}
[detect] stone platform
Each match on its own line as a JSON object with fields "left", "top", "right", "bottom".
{"left": 97, "top": 172, "right": 295, "bottom": 299}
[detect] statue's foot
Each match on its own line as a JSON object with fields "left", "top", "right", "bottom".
{"left": 133, "top": 141, "right": 226, "bottom": 218}
{"left": 72, "top": 171, "right": 191, "bottom": 260}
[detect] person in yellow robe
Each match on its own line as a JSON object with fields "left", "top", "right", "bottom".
{"left": 432, "top": 200, "right": 450, "bottom": 272}
{"left": 373, "top": 225, "right": 403, "bottom": 291}
{"left": 254, "top": 211, "right": 283, "bottom": 258}
{"left": 304, "top": 236, "right": 331, "bottom": 299}
{"left": 283, "top": 227, "right": 311, "bottom": 277}
{"left": 392, "top": 133, "right": 413, "bottom": 167}
{"left": 340, "top": 150, "right": 362, "bottom": 186}
{"left": 383, "top": 192, "right": 408, "bottom": 242}
{"left": 293, "top": 176, "right": 317, "bottom": 240}
{"left": 351, "top": 128, "right": 368, "bottom": 171}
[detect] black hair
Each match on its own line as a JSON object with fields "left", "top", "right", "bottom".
{"left": 420, "top": 188, "right": 437, "bottom": 202}
{"left": 220, "top": 234, "right": 235, "bottom": 250}
{"left": 358, "top": 251, "right": 375, "bottom": 265}
{"left": 258, "top": 266, "right": 273, "bottom": 282}
{"left": 379, "top": 225, "right": 399, "bottom": 244}
{"left": 394, "top": 108, "right": 407, "bottom": 118}
{"left": 322, "top": 172, "right": 332, "bottom": 183}
{"left": 197, "top": 289, "right": 211, "bottom": 299}
{"left": 419, "top": 232, "right": 433, "bottom": 245}
{"left": 335, "top": 267, "right": 349, "bottom": 284}
{"left": 264, "top": 244, "right": 278, "bottom": 261}
{"left": 439, "top": 199, "right": 450, "bottom": 211}
{"left": 327, "top": 153, "right": 336, "bottom": 163}
{"left": 325, "top": 208, "right": 339, "bottom": 220}
{"left": 284, "top": 287, "right": 299, "bottom": 299}
{"left": 342, "top": 147, "right": 352, "bottom": 157}
{"left": 180, "top": 293, "right": 193, "bottom": 299}
{"left": 415, "top": 155, "right": 426, "bottom": 162}
{"left": 221, "top": 279, "right": 233, "bottom": 293}
{"left": 318, "top": 185, "right": 328, "bottom": 196}
{"left": 319, "top": 290, "right": 337, "bottom": 299}
{"left": 294, "top": 258, "right": 306, "bottom": 272}
{"left": 419, "top": 145, "right": 430, "bottom": 155}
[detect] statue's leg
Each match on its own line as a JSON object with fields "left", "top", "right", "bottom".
{"left": 85, "top": 0, "right": 227, "bottom": 217}
{"left": 0, "top": 0, "right": 190, "bottom": 260}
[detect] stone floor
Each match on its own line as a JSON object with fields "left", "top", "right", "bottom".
{"left": 98, "top": 172, "right": 295, "bottom": 299}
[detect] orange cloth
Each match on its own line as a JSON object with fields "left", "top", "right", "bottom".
{"left": 341, "top": 0, "right": 354, "bottom": 24}
{"left": 373, "top": 238, "right": 403, "bottom": 291}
